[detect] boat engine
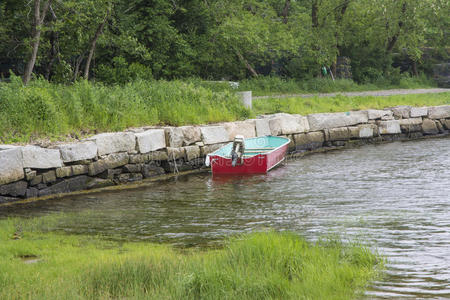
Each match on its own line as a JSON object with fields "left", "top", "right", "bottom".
{"left": 231, "top": 135, "right": 245, "bottom": 167}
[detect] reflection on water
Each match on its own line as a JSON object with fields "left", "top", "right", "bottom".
{"left": 1, "top": 138, "right": 450, "bottom": 299}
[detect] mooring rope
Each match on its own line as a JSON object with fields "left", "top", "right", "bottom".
{"left": 172, "top": 151, "right": 179, "bottom": 174}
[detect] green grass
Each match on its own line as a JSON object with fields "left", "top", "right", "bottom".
{"left": 1, "top": 75, "right": 445, "bottom": 144}
{"left": 0, "top": 76, "right": 251, "bottom": 144}
{"left": 253, "top": 93, "right": 450, "bottom": 115}
{"left": 236, "top": 75, "right": 437, "bottom": 97}
{"left": 0, "top": 217, "right": 383, "bottom": 299}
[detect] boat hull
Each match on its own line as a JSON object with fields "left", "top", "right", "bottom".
{"left": 209, "top": 138, "right": 289, "bottom": 175}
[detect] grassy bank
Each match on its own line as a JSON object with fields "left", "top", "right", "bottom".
{"left": 0, "top": 217, "right": 382, "bottom": 299}
{"left": 235, "top": 76, "right": 437, "bottom": 96}
{"left": 187, "top": 76, "right": 437, "bottom": 96}
{"left": 253, "top": 93, "right": 450, "bottom": 116}
{"left": 0, "top": 76, "right": 251, "bottom": 144}
{"left": 0, "top": 76, "right": 447, "bottom": 144}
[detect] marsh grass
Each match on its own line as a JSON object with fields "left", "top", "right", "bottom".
{"left": 0, "top": 216, "right": 383, "bottom": 299}
{"left": 253, "top": 93, "right": 450, "bottom": 115}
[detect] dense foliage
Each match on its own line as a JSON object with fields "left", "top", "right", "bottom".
{"left": 0, "top": 0, "right": 448, "bottom": 84}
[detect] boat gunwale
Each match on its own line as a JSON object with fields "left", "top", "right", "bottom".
{"left": 209, "top": 136, "right": 290, "bottom": 160}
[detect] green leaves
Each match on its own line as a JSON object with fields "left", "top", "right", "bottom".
{"left": 0, "top": 0, "right": 447, "bottom": 83}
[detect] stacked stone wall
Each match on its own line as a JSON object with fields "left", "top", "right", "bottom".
{"left": 1, "top": 105, "right": 450, "bottom": 204}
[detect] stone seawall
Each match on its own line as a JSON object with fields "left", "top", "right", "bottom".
{"left": 1, "top": 105, "right": 450, "bottom": 204}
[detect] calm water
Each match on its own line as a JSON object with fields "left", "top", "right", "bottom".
{"left": 1, "top": 138, "right": 449, "bottom": 299}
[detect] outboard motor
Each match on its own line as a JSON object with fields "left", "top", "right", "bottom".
{"left": 231, "top": 135, "right": 245, "bottom": 167}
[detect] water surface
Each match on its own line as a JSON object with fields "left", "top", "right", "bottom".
{"left": 2, "top": 138, "right": 449, "bottom": 299}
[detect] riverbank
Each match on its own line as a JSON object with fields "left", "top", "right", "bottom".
{"left": 1, "top": 76, "right": 448, "bottom": 144}
{"left": 1, "top": 104, "right": 450, "bottom": 205}
{"left": 0, "top": 217, "right": 381, "bottom": 299}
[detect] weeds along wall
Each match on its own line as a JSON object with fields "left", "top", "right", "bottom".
{"left": 1, "top": 105, "right": 450, "bottom": 204}
{"left": 0, "top": 77, "right": 250, "bottom": 143}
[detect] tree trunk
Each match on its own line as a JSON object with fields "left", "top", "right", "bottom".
{"left": 412, "top": 61, "right": 418, "bottom": 76}
{"left": 73, "top": 55, "right": 84, "bottom": 82}
{"left": 23, "top": 0, "right": 52, "bottom": 85}
{"left": 312, "top": 0, "right": 319, "bottom": 28}
{"left": 44, "top": 5, "right": 58, "bottom": 80}
{"left": 281, "top": 0, "right": 291, "bottom": 24}
{"left": 333, "top": 1, "right": 350, "bottom": 78}
{"left": 386, "top": 2, "right": 407, "bottom": 53}
{"left": 83, "top": 11, "right": 109, "bottom": 80}
{"left": 235, "top": 50, "right": 258, "bottom": 77}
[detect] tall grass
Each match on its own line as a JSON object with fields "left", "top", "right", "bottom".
{"left": 237, "top": 75, "right": 437, "bottom": 96}
{"left": 0, "top": 76, "right": 251, "bottom": 143}
{"left": 0, "top": 75, "right": 442, "bottom": 144}
{"left": 253, "top": 93, "right": 450, "bottom": 115}
{"left": 0, "top": 217, "right": 383, "bottom": 299}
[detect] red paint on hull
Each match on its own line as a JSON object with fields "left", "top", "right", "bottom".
{"left": 210, "top": 143, "right": 288, "bottom": 175}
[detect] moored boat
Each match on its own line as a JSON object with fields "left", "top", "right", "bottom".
{"left": 205, "top": 136, "right": 290, "bottom": 174}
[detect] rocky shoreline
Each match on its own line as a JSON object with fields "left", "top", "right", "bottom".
{"left": 1, "top": 105, "right": 449, "bottom": 205}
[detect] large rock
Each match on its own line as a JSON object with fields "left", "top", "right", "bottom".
{"left": 366, "top": 109, "right": 394, "bottom": 120}
{"left": 88, "top": 132, "right": 135, "bottom": 156}
{"left": 164, "top": 127, "right": 184, "bottom": 148}
{"left": 147, "top": 150, "right": 169, "bottom": 161}
{"left": 0, "top": 180, "right": 27, "bottom": 197}
{"left": 377, "top": 120, "right": 401, "bottom": 135}
{"left": 57, "top": 141, "right": 97, "bottom": 163}
{"left": 72, "top": 165, "right": 89, "bottom": 176}
{"left": 390, "top": 106, "right": 411, "bottom": 119}
{"left": 200, "top": 126, "right": 229, "bottom": 145}
{"left": 422, "top": 119, "right": 439, "bottom": 135}
{"left": 440, "top": 119, "right": 450, "bottom": 130}
{"left": 358, "top": 124, "right": 377, "bottom": 138}
{"left": 325, "top": 127, "right": 351, "bottom": 141}
{"left": 0, "top": 147, "right": 24, "bottom": 185}
{"left": 86, "top": 178, "right": 115, "bottom": 190}
{"left": 399, "top": 118, "right": 423, "bottom": 126}
{"left": 142, "top": 164, "right": 165, "bottom": 178}
{"left": 0, "top": 145, "right": 20, "bottom": 150}
{"left": 410, "top": 107, "right": 428, "bottom": 118}
{"left": 180, "top": 126, "right": 202, "bottom": 146}
{"left": 399, "top": 118, "right": 423, "bottom": 133}
{"left": 42, "top": 170, "right": 57, "bottom": 184}
{"left": 135, "top": 129, "right": 166, "bottom": 153}
{"left": 88, "top": 152, "right": 129, "bottom": 176}
{"left": 39, "top": 176, "right": 89, "bottom": 197}
{"left": 22, "top": 146, "right": 63, "bottom": 169}
{"left": 307, "top": 111, "right": 368, "bottom": 131}
{"left": 56, "top": 166, "right": 73, "bottom": 178}
{"left": 167, "top": 147, "right": 185, "bottom": 160}
{"left": 428, "top": 105, "right": 450, "bottom": 119}
{"left": 254, "top": 119, "right": 271, "bottom": 136}
{"left": 223, "top": 121, "right": 256, "bottom": 140}
{"left": 184, "top": 145, "right": 201, "bottom": 161}
{"left": 268, "top": 113, "right": 309, "bottom": 135}
{"left": 293, "top": 131, "right": 324, "bottom": 150}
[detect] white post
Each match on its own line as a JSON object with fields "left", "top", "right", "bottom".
{"left": 237, "top": 91, "right": 252, "bottom": 109}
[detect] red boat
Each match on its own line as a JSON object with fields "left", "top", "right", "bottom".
{"left": 205, "top": 136, "right": 290, "bottom": 174}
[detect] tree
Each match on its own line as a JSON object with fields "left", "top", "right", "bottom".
{"left": 83, "top": 4, "right": 111, "bottom": 79}
{"left": 23, "top": 0, "right": 52, "bottom": 84}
